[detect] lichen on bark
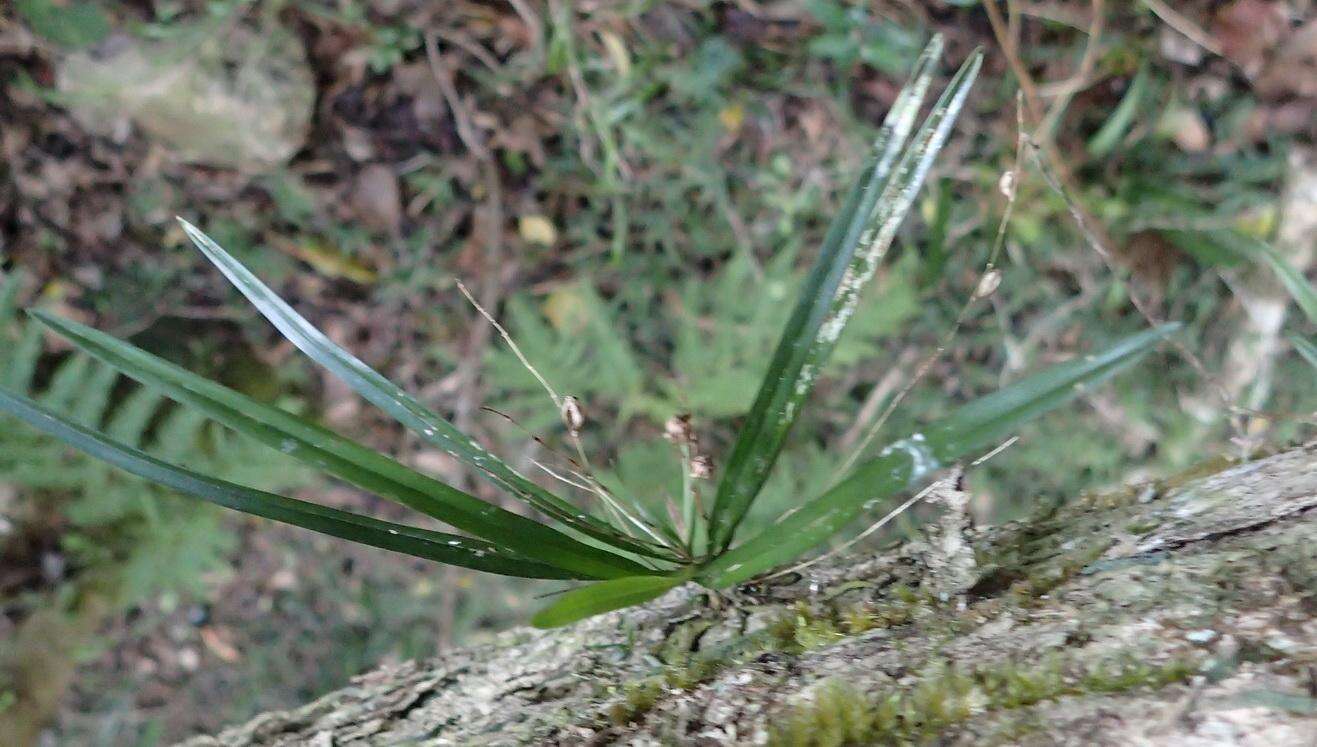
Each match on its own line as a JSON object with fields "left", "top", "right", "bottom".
{"left": 185, "top": 444, "right": 1317, "bottom": 746}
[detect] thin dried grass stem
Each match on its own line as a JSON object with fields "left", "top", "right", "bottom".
{"left": 456, "top": 280, "right": 563, "bottom": 410}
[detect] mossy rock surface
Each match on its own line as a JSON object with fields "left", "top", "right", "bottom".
{"left": 185, "top": 444, "right": 1317, "bottom": 746}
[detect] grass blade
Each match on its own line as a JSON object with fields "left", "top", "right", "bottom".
{"left": 707, "top": 41, "right": 983, "bottom": 552}
{"left": 700, "top": 324, "right": 1179, "bottom": 588}
{"left": 1087, "top": 63, "right": 1149, "bottom": 158}
{"left": 29, "top": 310, "right": 654, "bottom": 580}
{"left": 1170, "top": 230, "right": 1317, "bottom": 325}
{"left": 178, "top": 218, "right": 675, "bottom": 561}
{"left": 0, "top": 387, "right": 579, "bottom": 580}
{"left": 704, "top": 38, "right": 944, "bottom": 551}
{"left": 1292, "top": 335, "right": 1317, "bottom": 370}
{"left": 1254, "top": 242, "right": 1317, "bottom": 326}
{"left": 531, "top": 575, "right": 684, "bottom": 628}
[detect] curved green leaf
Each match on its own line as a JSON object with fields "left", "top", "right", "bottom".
{"left": 1168, "top": 231, "right": 1317, "bottom": 325}
{"left": 178, "top": 218, "right": 675, "bottom": 562}
{"left": 708, "top": 40, "right": 983, "bottom": 552}
{"left": 1254, "top": 241, "right": 1317, "bottom": 326}
{"left": 0, "top": 387, "right": 576, "bottom": 580}
{"left": 29, "top": 310, "right": 654, "bottom": 580}
{"left": 701, "top": 324, "right": 1180, "bottom": 588}
{"left": 1291, "top": 335, "right": 1317, "bottom": 370}
{"left": 531, "top": 575, "right": 685, "bottom": 628}
{"left": 1087, "top": 63, "right": 1149, "bottom": 158}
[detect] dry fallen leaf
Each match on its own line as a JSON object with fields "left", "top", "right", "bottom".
{"left": 519, "top": 214, "right": 558, "bottom": 246}
{"left": 1211, "top": 0, "right": 1289, "bottom": 77}
{"left": 200, "top": 626, "right": 241, "bottom": 663}
{"left": 1159, "top": 106, "right": 1211, "bottom": 153}
{"left": 599, "top": 30, "right": 631, "bottom": 78}
{"left": 719, "top": 103, "right": 745, "bottom": 133}
{"left": 542, "top": 285, "right": 590, "bottom": 332}
{"left": 350, "top": 163, "right": 402, "bottom": 237}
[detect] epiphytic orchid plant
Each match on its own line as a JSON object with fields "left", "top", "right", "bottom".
{"left": 0, "top": 37, "right": 1177, "bottom": 627}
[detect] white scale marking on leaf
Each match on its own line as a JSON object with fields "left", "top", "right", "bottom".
{"left": 879, "top": 432, "right": 941, "bottom": 483}
{"left": 810, "top": 52, "right": 980, "bottom": 371}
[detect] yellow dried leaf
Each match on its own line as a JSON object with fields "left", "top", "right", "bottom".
{"left": 719, "top": 103, "right": 745, "bottom": 132}
{"left": 599, "top": 30, "right": 630, "bottom": 78}
{"left": 519, "top": 214, "right": 558, "bottom": 246}
{"left": 273, "top": 236, "right": 377, "bottom": 284}
{"left": 543, "top": 286, "right": 590, "bottom": 332}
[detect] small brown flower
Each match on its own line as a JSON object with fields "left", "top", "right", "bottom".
{"left": 998, "top": 169, "right": 1017, "bottom": 200}
{"left": 663, "top": 413, "right": 693, "bottom": 444}
{"left": 689, "top": 454, "right": 714, "bottom": 479}
{"left": 973, "top": 269, "right": 1002, "bottom": 299}
{"left": 560, "top": 396, "right": 585, "bottom": 435}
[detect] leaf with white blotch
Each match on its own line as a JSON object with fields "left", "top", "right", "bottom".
{"left": 707, "top": 39, "right": 984, "bottom": 552}
{"left": 700, "top": 324, "right": 1180, "bottom": 588}
{"left": 0, "top": 387, "right": 576, "bottom": 579}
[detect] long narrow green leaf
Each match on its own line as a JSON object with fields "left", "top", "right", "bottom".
{"left": 1173, "top": 231, "right": 1317, "bottom": 325}
{"left": 177, "top": 219, "right": 674, "bottom": 561}
{"left": 1292, "top": 335, "right": 1317, "bottom": 370}
{"left": 29, "top": 310, "right": 655, "bottom": 580}
{"left": 1254, "top": 242, "right": 1317, "bottom": 326}
{"left": 1086, "top": 63, "right": 1149, "bottom": 158}
{"left": 708, "top": 42, "right": 983, "bottom": 552}
{"left": 0, "top": 387, "right": 578, "bottom": 580}
{"left": 531, "top": 575, "right": 685, "bottom": 628}
{"left": 704, "top": 38, "right": 944, "bottom": 552}
{"left": 700, "top": 324, "right": 1180, "bottom": 588}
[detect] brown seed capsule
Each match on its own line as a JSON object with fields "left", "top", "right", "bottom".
{"left": 973, "top": 268, "right": 1002, "bottom": 299}
{"left": 560, "top": 396, "right": 585, "bottom": 435}
{"left": 998, "top": 169, "right": 1017, "bottom": 200}
{"left": 689, "top": 454, "right": 713, "bottom": 479}
{"left": 664, "top": 413, "right": 693, "bottom": 444}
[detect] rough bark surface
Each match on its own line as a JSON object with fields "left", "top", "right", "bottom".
{"left": 186, "top": 444, "right": 1317, "bottom": 746}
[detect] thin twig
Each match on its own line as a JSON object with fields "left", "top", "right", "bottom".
{"left": 1040, "top": 0, "right": 1104, "bottom": 137}
{"left": 1140, "top": 0, "right": 1224, "bottom": 58}
{"left": 970, "top": 435, "right": 1019, "bottom": 466}
{"left": 456, "top": 280, "right": 563, "bottom": 409}
{"left": 568, "top": 468, "right": 678, "bottom": 549}
{"left": 459, "top": 277, "right": 666, "bottom": 544}
{"left": 432, "top": 28, "right": 502, "bottom": 72}
{"left": 984, "top": 0, "right": 1043, "bottom": 122}
{"left": 505, "top": 0, "right": 545, "bottom": 62}
{"left": 425, "top": 34, "right": 492, "bottom": 162}
{"left": 481, "top": 405, "right": 581, "bottom": 468}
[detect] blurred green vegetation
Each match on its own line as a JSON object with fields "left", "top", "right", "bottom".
{"left": 1, "top": 0, "right": 1312, "bottom": 743}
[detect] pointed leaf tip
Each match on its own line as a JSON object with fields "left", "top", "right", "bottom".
{"left": 177, "top": 220, "right": 676, "bottom": 565}
{"left": 531, "top": 575, "right": 684, "bottom": 628}
{"left": 706, "top": 46, "right": 982, "bottom": 552}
